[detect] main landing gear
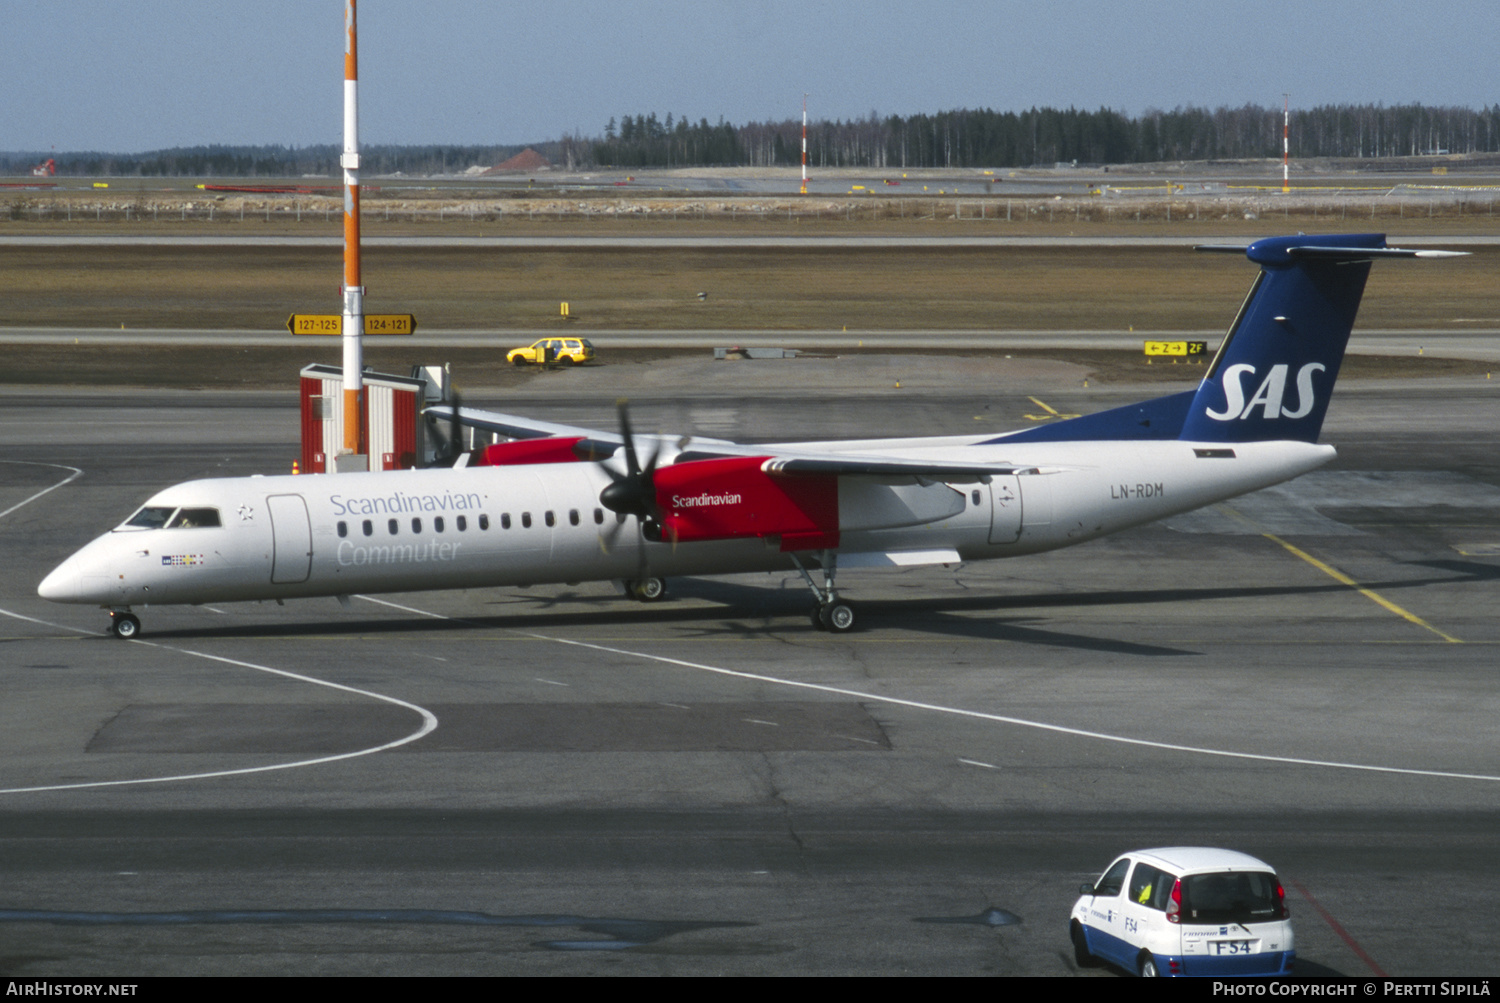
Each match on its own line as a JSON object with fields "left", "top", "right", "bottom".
{"left": 791, "top": 551, "right": 856, "bottom": 633}
{"left": 108, "top": 609, "right": 141, "bottom": 639}
{"left": 624, "top": 577, "right": 668, "bottom": 602}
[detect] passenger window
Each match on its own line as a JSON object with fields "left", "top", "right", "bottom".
{"left": 569, "top": 509, "right": 579, "bottom": 526}
{"left": 1093, "top": 858, "right": 1131, "bottom": 897}
{"left": 168, "top": 508, "right": 221, "bottom": 528}
{"left": 478, "top": 514, "right": 489, "bottom": 530}
{"left": 435, "top": 516, "right": 445, "bottom": 533}
{"left": 456, "top": 515, "right": 467, "bottom": 531}
{"left": 411, "top": 518, "right": 422, "bottom": 533}
{"left": 337, "top": 521, "right": 348, "bottom": 538}
{"left": 388, "top": 518, "right": 399, "bottom": 535}
{"left": 501, "top": 513, "right": 511, "bottom": 530}
{"left": 362, "top": 520, "right": 373, "bottom": 537}
{"left": 971, "top": 489, "right": 982, "bottom": 506}
{"left": 521, "top": 512, "right": 532, "bottom": 529}
{"left": 545, "top": 511, "right": 556, "bottom": 528}
{"left": 594, "top": 508, "right": 604, "bottom": 525}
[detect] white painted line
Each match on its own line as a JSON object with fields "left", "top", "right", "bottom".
{"left": 353, "top": 597, "right": 1500, "bottom": 785}
{"left": 535, "top": 678, "right": 570, "bottom": 687}
{"left": 0, "top": 479, "right": 438, "bottom": 796}
{"left": 0, "top": 609, "right": 438, "bottom": 796}
{"left": 358, "top": 595, "right": 448, "bottom": 618}
{"left": 743, "top": 718, "right": 780, "bottom": 727}
{"left": 958, "top": 758, "right": 998, "bottom": 769}
{"left": 0, "top": 462, "right": 83, "bottom": 520}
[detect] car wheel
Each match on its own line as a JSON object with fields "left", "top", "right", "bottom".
{"left": 558, "top": 356, "right": 574, "bottom": 367}
{"left": 1139, "top": 952, "right": 1161, "bottom": 978}
{"left": 1070, "top": 922, "right": 1098, "bottom": 968}
{"left": 512, "top": 357, "right": 527, "bottom": 367}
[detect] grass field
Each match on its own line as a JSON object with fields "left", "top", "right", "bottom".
{"left": 3, "top": 244, "right": 1495, "bottom": 333}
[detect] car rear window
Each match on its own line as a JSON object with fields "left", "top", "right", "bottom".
{"left": 1180, "top": 871, "right": 1282, "bottom": 925}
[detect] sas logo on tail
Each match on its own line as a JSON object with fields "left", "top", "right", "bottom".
{"left": 1206, "top": 363, "right": 1325, "bottom": 422}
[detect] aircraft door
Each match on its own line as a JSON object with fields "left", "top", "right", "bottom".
{"left": 267, "top": 494, "right": 313, "bottom": 584}
{"left": 987, "top": 475, "right": 1022, "bottom": 544}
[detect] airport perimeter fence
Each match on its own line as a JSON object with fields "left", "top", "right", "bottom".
{"left": 4, "top": 192, "right": 1498, "bottom": 228}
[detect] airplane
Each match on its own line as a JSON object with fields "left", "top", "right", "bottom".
{"left": 38, "top": 233, "right": 1463, "bottom": 639}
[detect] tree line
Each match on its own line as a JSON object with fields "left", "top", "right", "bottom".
{"left": 0, "top": 143, "right": 539, "bottom": 178}
{"left": 592, "top": 103, "right": 1500, "bottom": 169}
{"left": 6, "top": 103, "right": 1499, "bottom": 177}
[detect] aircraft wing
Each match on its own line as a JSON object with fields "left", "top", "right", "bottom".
{"left": 675, "top": 443, "right": 1027, "bottom": 481}
{"left": 430, "top": 404, "right": 619, "bottom": 443}
{"left": 437, "top": 404, "right": 1026, "bottom": 482}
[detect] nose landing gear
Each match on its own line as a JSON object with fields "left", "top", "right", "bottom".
{"left": 108, "top": 610, "right": 141, "bottom": 639}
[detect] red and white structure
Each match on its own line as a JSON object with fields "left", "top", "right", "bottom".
{"left": 1282, "top": 94, "right": 1290, "bottom": 194}
{"left": 340, "top": 0, "right": 366, "bottom": 466}
{"left": 300, "top": 364, "right": 427, "bottom": 474}
{"left": 800, "top": 94, "right": 809, "bottom": 195}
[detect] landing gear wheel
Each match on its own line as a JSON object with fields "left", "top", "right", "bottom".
{"left": 809, "top": 603, "right": 828, "bottom": 630}
{"left": 110, "top": 613, "right": 141, "bottom": 639}
{"left": 631, "top": 577, "right": 667, "bottom": 602}
{"left": 1071, "top": 922, "right": 1098, "bottom": 968}
{"left": 1139, "top": 952, "right": 1161, "bottom": 978}
{"left": 819, "top": 602, "right": 856, "bottom": 633}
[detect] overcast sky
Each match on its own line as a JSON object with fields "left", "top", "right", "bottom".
{"left": 3, "top": 1, "right": 1495, "bottom": 153}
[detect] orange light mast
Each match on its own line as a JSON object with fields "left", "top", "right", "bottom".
{"left": 340, "top": 0, "right": 365, "bottom": 462}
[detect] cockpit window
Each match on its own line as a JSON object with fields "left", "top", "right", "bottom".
{"left": 123, "top": 506, "right": 176, "bottom": 529}
{"left": 167, "top": 508, "right": 221, "bottom": 529}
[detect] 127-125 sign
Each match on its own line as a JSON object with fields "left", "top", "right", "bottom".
{"left": 287, "top": 314, "right": 417, "bottom": 336}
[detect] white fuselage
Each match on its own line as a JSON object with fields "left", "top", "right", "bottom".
{"left": 38, "top": 435, "right": 1334, "bottom": 609}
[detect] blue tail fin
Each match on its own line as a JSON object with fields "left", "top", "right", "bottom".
{"left": 989, "top": 234, "right": 1461, "bottom": 447}
{"left": 1179, "top": 233, "right": 1385, "bottom": 443}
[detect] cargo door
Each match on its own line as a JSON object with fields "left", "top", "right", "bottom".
{"left": 267, "top": 494, "right": 312, "bottom": 584}
{"left": 987, "top": 475, "right": 1022, "bottom": 543}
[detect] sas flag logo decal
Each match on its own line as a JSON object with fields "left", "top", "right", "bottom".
{"left": 1206, "top": 362, "right": 1325, "bottom": 422}
{"left": 163, "top": 554, "right": 206, "bottom": 567}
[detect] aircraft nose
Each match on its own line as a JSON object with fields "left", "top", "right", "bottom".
{"left": 38, "top": 547, "right": 116, "bottom": 605}
{"left": 38, "top": 563, "right": 79, "bottom": 602}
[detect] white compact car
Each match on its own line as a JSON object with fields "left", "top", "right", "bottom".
{"left": 1069, "top": 847, "right": 1295, "bottom": 977}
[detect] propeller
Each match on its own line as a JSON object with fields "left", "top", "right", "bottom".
{"left": 597, "top": 399, "right": 664, "bottom": 539}
{"left": 595, "top": 399, "right": 671, "bottom": 587}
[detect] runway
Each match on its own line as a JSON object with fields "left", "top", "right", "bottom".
{"left": 5, "top": 327, "right": 1500, "bottom": 363}
{"left": 5, "top": 234, "right": 1498, "bottom": 248}
{"left": 1, "top": 365, "right": 1498, "bottom": 975}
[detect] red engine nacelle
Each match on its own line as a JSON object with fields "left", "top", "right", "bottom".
{"left": 474, "top": 436, "right": 586, "bottom": 466}
{"left": 654, "top": 455, "right": 839, "bottom": 551}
